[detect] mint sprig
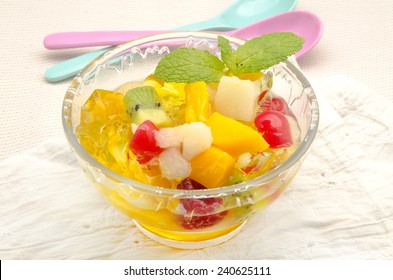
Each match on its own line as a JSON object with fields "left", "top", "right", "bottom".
{"left": 154, "top": 32, "right": 304, "bottom": 83}
{"left": 217, "top": 35, "right": 236, "bottom": 74}
{"left": 231, "top": 32, "right": 304, "bottom": 76}
{"left": 154, "top": 48, "right": 225, "bottom": 83}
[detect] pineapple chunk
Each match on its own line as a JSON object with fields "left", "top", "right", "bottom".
{"left": 214, "top": 75, "right": 260, "bottom": 122}
{"left": 190, "top": 146, "right": 235, "bottom": 189}
{"left": 180, "top": 122, "right": 212, "bottom": 161}
{"left": 184, "top": 81, "right": 211, "bottom": 123}
{"left": 209, "top": 112, "right": 269, "bottom": 157}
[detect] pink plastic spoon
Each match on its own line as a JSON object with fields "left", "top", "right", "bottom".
{"left": 45, "top": 11, "right": 323, "bottom": 82}
{"left": 44, "top": 0, "right": 299, "bottom": 49}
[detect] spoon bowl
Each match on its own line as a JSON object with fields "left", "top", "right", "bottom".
{"left": 232, "top": 10, "right": 323, "bottom": 58}
{"left": 45, "top": 10, "right": 323, "bottom": 82}
{"left": 177, "top": 0, "right": 298, "bottom": 30}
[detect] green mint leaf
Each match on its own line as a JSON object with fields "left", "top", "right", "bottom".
{"left": 154, "top": 47, "right": 225, "bottom": 83}
{"left": 233, "top": 32, "right": 304, "bottom": 75}
{"left": 217, "top": 35, "right": 236, "bottom": 73}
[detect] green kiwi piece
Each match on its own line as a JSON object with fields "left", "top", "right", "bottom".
{"left": 123, "top": 86, "right": 161, "bottom": 115}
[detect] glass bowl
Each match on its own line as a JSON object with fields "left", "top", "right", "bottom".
{"left": 62, "top": 32, "right": 319, "bottom": 249}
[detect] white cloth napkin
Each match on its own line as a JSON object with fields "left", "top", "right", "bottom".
{"left": 1, "top": 76, "right": 393, "bottom": 259}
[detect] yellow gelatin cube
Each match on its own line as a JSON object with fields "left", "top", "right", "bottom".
{"left": 76, "top": 121, "right": 107, "bottom": 163}
{"left": 184, "top": 81, "right": 211, "bottom": 123}
{"left": 122, "top": 151, "right": 150, "bottom": 184}
{"left": 209, "top": 112, "right": 269, "bottom": 157}
{"left": 106, "top": 133, "right": 130, "bottom": 172}
{"left": 190, "top": 146, "right": 235, "bottom": 189}
{"left": 142, "top": 165, "right": 177, "bottom": 189}
{"left": 81, "top": 89, "right": 124, "bottom": 124}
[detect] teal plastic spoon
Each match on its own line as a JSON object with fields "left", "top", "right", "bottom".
{"left": 45, "top": 11, "right": 324, "bottom": 83}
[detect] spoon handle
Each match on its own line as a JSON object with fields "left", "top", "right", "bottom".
{"left": 44, "top": 17, "right": 227, "bottom": 50}
{"left": 44, "top": 31, "right": 165, "bottom": 49}
{"left": 45, "top": 48, "right": 110, "bottom": 82}
{"left": 43, "top": 27, "right": 219, "bottom": 81}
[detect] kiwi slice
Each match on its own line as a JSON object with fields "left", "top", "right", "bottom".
{"left": 123, "top": 86, "right": 173, "bottom": 127}
{"left": 133, "top": 109, "right": 174, "bottom": 127}
{"left": 123, "top": 86, "right": 161, "bottom": 115}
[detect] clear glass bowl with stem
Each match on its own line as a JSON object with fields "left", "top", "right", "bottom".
{"left": 62, "top": 32, "right": 319, "bottom": 249}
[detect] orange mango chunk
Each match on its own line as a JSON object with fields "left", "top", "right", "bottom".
{"left": 209, "top": 112, "right": 269, "bottom": 157}
{"left": 190, "top": 146, "right": 235, "bottom": 189}
{"left": 184, "top": 81, "right": 211, "bottom": 123}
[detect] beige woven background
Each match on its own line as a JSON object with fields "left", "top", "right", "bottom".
{"left": 2, "top": 0, "right": 393, "bottom": 260}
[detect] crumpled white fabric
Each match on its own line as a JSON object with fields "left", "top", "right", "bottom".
{"left": 1, "top": 76, "right": 393, "bottom": 259}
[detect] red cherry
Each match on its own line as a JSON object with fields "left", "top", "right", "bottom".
{"left": 254, "top": 111, "right": 293, "bottom": 148}
{"left": 177, "top": 178, "right": 205, "bottom": 191}
{"left": 179, "top": 212, "right": 227, "bottom": 230}
{"left": 260, "top": 97, "right": 287, "bottom": 114}
{"left": 177, "top": 178, "right": 226, "bottom": 229}
{"left": 129, "top": 120, "right": 163, "bottom": 164}
{"left": 270, "top": 97, "right": 287, "bottom": 114}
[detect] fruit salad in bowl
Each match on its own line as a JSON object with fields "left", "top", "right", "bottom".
{"left": 62, "top": 32, "right": 319, "bottom": 248}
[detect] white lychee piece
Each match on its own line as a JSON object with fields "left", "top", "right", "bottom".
{"left": 179, "top": 122, "right": 213, "bottom": 161}
{"left": 154, "top": 126, "right": 183, "bottom": 148}
{"left": 214, "top": 75, "right": 260, "bottom": 122}
{"left": 158, "top": 147, "right": 191, "bottom": 180}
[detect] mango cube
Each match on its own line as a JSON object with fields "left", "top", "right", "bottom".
{"left": 190, "top": 146, "right": 235, "bottom": 189}
{"left": 209, "top": 112, "right": 269, "bottom": 157}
